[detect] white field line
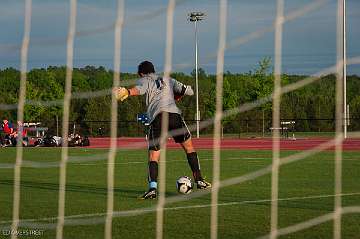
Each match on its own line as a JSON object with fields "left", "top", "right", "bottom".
{"left": 0, "top": 192, "right": 359, "bottom": 228}
{"left": 2, "top": 156, "right": 360, "bottom": 169}
{"left": 0, "top": 157, "right": 271, "bottom": 169}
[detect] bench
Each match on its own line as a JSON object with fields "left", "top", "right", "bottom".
{"left": 270, "top": 121, "right": 296, "bottom": 139}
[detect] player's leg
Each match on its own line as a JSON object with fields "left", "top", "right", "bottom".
{"left": 148, "top": 151, "right": 160, "bottom": 188}
{"left": 170, "top": 113, "right": 211, "bottom": 189}
{"left": 180, "top": 138, "right": 200, "bottom": 178}
{"left": 180, "top": 138, "right": 211, "bottom": 189}
{"left": 140, "top": 115, "right": 162, "bottom": 199}
{"left": 140, "top": 150, "right": 160, "bottom": 199}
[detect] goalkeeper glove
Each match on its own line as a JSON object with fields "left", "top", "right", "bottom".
{"left": 114, "top": 87, "right": 130, "bottom": 101}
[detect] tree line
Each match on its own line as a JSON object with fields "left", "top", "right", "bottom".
{"left": 1, "top": 61, "right": 360, "bottom": 136}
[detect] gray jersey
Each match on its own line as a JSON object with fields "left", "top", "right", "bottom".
{"left": 135, "top": 73, "right": 188, "bottom": 123}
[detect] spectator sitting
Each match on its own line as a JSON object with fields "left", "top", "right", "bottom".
{"left": 15, "top": 121, "right": 29, "bottom": 146}
{"left": 2, "top": 119, "right": 15, "bottom": 146}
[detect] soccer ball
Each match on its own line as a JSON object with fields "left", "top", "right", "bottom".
{"left": 176, "top": 176, "right": 193, "bottom": 194}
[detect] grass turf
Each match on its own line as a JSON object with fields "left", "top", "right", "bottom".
{"left": 0, "top": 147, "right": 359, "bottom": 239}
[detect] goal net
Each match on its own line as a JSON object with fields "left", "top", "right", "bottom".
{"left": 0, "top": 0, "right": 359, "bottom": 239}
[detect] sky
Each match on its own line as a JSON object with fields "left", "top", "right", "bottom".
{"left": 0, "top": 0, "right": 359, "bottom": 75}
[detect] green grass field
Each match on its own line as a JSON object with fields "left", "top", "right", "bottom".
{"left": 0, "top": 148, "right": 359, "bottom": 239}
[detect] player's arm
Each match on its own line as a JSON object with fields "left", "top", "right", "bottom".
{"left": 172, "top": 79, "right": 194, "bottom": 101}
{"left": 114, "top": 78, "right": 146, "bottom": 102}
{"left": 128, "top": 87, "right": 140, "bottom": 96}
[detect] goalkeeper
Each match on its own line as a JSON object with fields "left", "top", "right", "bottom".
{"left": 115, "top": 61, "right": 211, "bottom": 199}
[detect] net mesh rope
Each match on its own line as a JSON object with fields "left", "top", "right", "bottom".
{"left": 104, "top": 1, "right": 125, "bottom": 239}
{"left": 2, "top": 0, "right": 358, "bottom": 239}
{"left": 55, "top": 1, "right": 77, "bottom": 239}
{"left": 11, "top": 1, "right": 32, "bottom": 239}
{"left": 156, "top": 1, "right": 176, "bottom": 239}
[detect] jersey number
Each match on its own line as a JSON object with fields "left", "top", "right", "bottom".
{"left": 155, "top": 78, "right": 164, "bottom": 90}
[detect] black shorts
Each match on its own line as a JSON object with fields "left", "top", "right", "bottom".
{"left": 148, "top": 112, "right": 191, "bottom": 151}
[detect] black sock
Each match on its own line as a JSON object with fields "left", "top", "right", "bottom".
{"left": 187, "top": 152, "right": 202, "bottom": 181}
{"left": 148, "top": 161, "right": 158, "bottom": 187}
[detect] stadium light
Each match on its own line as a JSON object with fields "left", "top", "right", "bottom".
{"left": 188, "top": 11, "right": 205, "bottom": 138}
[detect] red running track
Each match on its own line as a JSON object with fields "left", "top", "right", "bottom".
{"left": 88, "top": 137, "right": 360, "bottom": 151}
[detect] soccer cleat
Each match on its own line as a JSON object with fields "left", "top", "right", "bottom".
{"left": 196, "top": 178, "right": 212, "bottom": 189}
{"left": 140, "top": 188, "right": 157, "bottom": 199}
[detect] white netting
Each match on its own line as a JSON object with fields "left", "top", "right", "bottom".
{"left": 0, "top": 0, "right": 359, "bottom": 239}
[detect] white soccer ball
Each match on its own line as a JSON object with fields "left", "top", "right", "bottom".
{"left": 176, "top": 176, "right": 193, "bottom": 194}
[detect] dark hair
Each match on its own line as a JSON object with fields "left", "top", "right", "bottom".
{"left": 138, "top": 61, "right": 155, "bottom": 75}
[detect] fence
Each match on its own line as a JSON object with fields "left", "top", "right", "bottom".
{"left": 41, "top": 118, "right": 360, "bottom": 138}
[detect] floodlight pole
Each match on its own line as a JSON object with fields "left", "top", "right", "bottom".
{"left": 189, "top": 12, "right": 205, "bottom": 138}
{"left": 194, "top": 20, "right": 200, "bottom": 138}
{"left": 343, "top": 0, "right": 347, "bottom": 139}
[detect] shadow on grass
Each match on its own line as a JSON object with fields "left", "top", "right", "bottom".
{"left": 0, "top": 179, "right": 180, "bottom": 199}
{"left": 0, "top": 179, "right": 145, "bottom": 198}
